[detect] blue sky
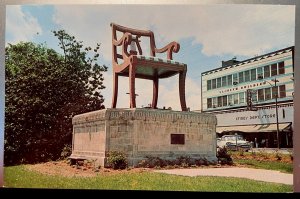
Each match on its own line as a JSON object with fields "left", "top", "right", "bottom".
{"left": 5, "top": 4, "right": 295, "bottom": 110}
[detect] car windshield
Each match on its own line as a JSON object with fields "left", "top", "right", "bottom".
{"left": 223, "top": 136, "right": 244, "bottom": 141}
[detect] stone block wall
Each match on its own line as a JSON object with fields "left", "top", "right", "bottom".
{"left": 70, "top": 108, "right": 217, "bottom": 167}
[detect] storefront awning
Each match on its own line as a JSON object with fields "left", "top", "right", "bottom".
{"left": 216, "top": 123, "right": 292, "bottom": 133}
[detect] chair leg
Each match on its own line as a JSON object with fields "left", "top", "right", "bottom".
{"left": 179, "top": 70, "right": 187, "bottom": 111}
{"left": 129, "top": 64, "right": 136, "bottom": 108}
{"left": 111, "top": 73, "right": 118, "bottom": 108}
{"left": 152, "top": 77, "right": 159, "bottom": 109}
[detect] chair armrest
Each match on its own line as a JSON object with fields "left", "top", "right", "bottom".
{"left": 112, "top": 32, "right": 133, "bottom": 58}
{"left": 154, "top": 41, "right": 180, "bottom": 60}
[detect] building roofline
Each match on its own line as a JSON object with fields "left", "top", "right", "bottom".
{"left": 201, "top": 46, "right": 294, "bottom": 76}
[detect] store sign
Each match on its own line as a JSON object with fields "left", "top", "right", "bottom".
{"left": 219, "top": 82, "right": 266, "bottom": 94}
{"left": 236, "top": 113, "right": 276, "bottom": 121}
{"left": 216, "top": 106, "right": 293, "bottom": 126}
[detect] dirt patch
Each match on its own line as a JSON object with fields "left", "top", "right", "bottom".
{"left": 25, "top": 160, "right": 239, "bottom": 178}
{"left": 26, "top": 160, "right": 151, "bottom": 178}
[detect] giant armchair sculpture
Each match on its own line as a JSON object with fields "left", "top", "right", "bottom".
{"left": 111, "top": 23, "right": 187, "bottom": 111}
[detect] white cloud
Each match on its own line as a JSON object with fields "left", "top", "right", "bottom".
{"left": 53, "top": 4, "right": 294, "bottom": 59}
{"left": 158, "top": 76, "right": 201, "bottom": 111}
{"left": 52, "top": 4, "right": 294, "bottom": 111}
{"left": 197, "top": 5, "right": 295, "bottom": 56}
{"left": 6, "top": 5, "right": 42, "bottom": 44}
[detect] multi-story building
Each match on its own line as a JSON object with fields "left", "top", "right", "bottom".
{"left": 201, "top": 46, "right": 294, "bottom": 148}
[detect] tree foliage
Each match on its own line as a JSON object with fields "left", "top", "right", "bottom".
{"left": 5, "top": 30, "right": 107, "bottom": 165}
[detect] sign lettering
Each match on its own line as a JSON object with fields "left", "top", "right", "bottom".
{"left": 236, "top": 114, "right": 276, "bottom": 121}
{"left": 219, "top": 81, "right": 266, "bottom": 94}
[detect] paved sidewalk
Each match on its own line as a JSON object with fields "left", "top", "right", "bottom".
{"left": 155, "top": 167, "right": 293, "bottom": 185}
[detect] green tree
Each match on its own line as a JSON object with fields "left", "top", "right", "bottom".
{"left": 5, "top": 30, "right": 107, "bottom": 165}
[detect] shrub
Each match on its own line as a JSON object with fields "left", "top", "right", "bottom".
{"left": 165, "top": 165, "right": 175, "bottom": 169}
{"left": 60, "top": 144, "right": 72, "bottom": 160}
{"left": 217, "top": 146, "right": 233, "bottom": 165}
{"left": 238, "top": 148, "right": 245, "bottom": 156}
{"left": 137, "top": 155, "right": 217, "bottom": 168}
{"left": 258, "top": 149, "right": 269, "bottom": 159}
{"left": 275, "top": 152, "right": 282, "bottom": 161}
{"left": 194, "top": 157, "right": 210, "bottom": 166}
{"left": 107, "top": 151, "right": 128, "bottom": 170}
{"left": 138, "top": 159, "right": 149, "bottom": 168}
{"left": 138, "top": 156, "right": 167, "bottom": 168}
{"left": 176, "top": 156, "right": 192, "bottom": 167}
{"left": 289, "top": 153, "right": 293, "bottom": 161}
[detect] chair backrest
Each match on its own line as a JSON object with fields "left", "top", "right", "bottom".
{"left": 111, "top": 23, "right": 158, "bottom": 65}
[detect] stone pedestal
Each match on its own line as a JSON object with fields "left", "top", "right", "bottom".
{"left": 70, "top": 108, "right": 217, "bottom": 167}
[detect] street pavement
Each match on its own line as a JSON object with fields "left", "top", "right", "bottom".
{"left": 154, "top": 167, "right": 293, "bottom": 185}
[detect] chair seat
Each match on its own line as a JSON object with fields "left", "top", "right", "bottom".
{"left": 136, "top": 55, "right": 186, "bottom": 66}
{"left": 118, "top": 55, "right": 187, "bottom": 79}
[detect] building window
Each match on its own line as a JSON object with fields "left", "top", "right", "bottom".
{"left": 171, "top": 134, "right": 185, "bottom": 145}
{"left": 278, "top": 61, "right": 285, "bottom": 75}
{"left": 217, "top": 96, "right": 222, "bottom": 107}
{"left": 207, "top": 98, "right": 212, "bottom": 108}
{"left": 282, "top": 109, "right": 285, "bottom": 119}
{"left": 258, "top": 89, "right": 264, "bottom": 101}
{"left": 233, "top": 73, "right": 238, "bottom": 85}
{"left": 217, "top": 77, "right": 221, "bottom": 88}
{"left": 257, "top": 67, "right": 263, "bottom": 79}
{"left": 265, "top": 87, "right": 271, "bottom": 100}
{"left": 228, "top": 94, "right": 233, "bottom": 106}
{"left": 252, "top": 91, "right": 257, "bottom": 102}
{"left": 238, "top": 72, "right": 244, "bottom": 83}
{"left": 207, "top": 80, "right": 212, "bottom": 90}
{"left": 272, "top": 86, "right": 278, "bottom": 99}
{"left": 222, "top": 95, "right": 227, "bottom": 106}
{"left": 239, "top": 92, "right": 245, "bottom": 104}
{"left": 279, "top": 85, "right": 286, "bottom": 98}
{"left": 244, "top": 70, "right": 250, "bottom": 82}
{"left": 264, "top": 65, "right": 270, "bottom": 78}
{"left": 233, "top": 94, "right": 239, "bottom": 104}
{"left": 212, "top": 79, "right": 216, "bottom": 89}
{"left": 250, "top": 68, "right": 256, "bottom": 81}
{"left": 212, "top": 97, "right": 217, "bottom": 108}
{"left": 271, "top": 63, "right": 278, "bottom": 76}
{"left": 227, "top": 75, "right": 232, "bottom": 86}
{"left": 222, "top": 76, "right": 227, "bottom": 87}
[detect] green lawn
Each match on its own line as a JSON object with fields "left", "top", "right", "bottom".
{"left": 234, "top": 159, "right": 293, "bottom": 174}
{"left": 4, "top": 165, "right": 292, "bottom": 192}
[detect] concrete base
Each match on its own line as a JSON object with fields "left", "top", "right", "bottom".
{"left": 70, "top": 108, "right": 217, "bottom": 167}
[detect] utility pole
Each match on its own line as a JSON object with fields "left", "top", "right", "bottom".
{"left": 259, "top": 77, "right": 280, "bottom": 149}
{"left": 274, "top": 78, "right": 280, "bottom": 149}
{"left": 265, "top": 78, "right": 280, "bottom": 149}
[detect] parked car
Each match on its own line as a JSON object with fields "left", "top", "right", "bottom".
{"left": 217, "top": 135, "right": 251, "bottom": 152}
